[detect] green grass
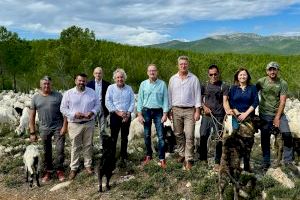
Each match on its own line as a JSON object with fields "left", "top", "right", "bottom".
{"left": 0, "top": 128, "right": 300, "bottom": 199}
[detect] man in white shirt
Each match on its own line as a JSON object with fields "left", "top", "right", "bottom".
{"left": 61, "top": 73, "right": 100, "bottom": 180}
{"left": 168, "top": 55, "right": 201, "bottom": 170}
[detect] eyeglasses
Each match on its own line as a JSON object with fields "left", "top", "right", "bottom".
{"left": 209, "top": 73, "right": 218, "bottom": 77}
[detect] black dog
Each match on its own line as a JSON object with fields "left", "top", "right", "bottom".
{"left": 98, "top": 135, "right": 115, "bottom": 192}
{"left": 163, "top": 125, "right": 176, "bottom": 153}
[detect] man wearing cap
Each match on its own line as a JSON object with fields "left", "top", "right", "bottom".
{"left": 256, "top": 62, "right": 293, "bottom": 170}
{"left": 60, "top": 73, "right": 100, "bottom": 180}
{"left": 29, "top": 76, "right": 67, "bottom": 182}
{"left": 87, "top": 67, "right": 110, "bottom": 148}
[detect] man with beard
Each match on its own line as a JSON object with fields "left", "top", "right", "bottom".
{"left": 256, "top": 62, "right": 293, "bottom": 170}
{"left": 60, "top": 73, "right": 100, "bottom": 180}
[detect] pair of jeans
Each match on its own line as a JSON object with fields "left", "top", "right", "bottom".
{"left": 198, "top": 115, "right": 223, "bottom": 164}
{"left": 40, "top": 127, "right": 65, "bottom": 171}
{"left": 260, "top": 114, "right": 293, "bottom": 166}
{"left": 110, "top": 112, "right": 131, "bottom": 159}
{"left": 142, "top": 108, "right": 165, "bottom": 160}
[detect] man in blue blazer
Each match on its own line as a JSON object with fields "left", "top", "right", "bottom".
{"left": 87, "top": 67, "right": 110, "bottom": 148}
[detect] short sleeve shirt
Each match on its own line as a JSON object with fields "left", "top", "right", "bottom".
{"left": 31, "top": 91, "right": 63, "bottom": 130}
{"left": 256, "top": 77, "right": 288, "bottom": 116}
{"left": 201, "top": 81, "right": 229, "bottom": 117}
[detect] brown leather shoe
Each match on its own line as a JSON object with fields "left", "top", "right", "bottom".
{"left": 85, "top": 167, "right": 94, "bottom": 175}
{"left": 185, "top": 161, "right": 192, "bottom": 171}
{"left": 143, "top": 156, "right": 152, "bottom": 165}
{"left": 177, "top": 156, "right": 185, "bottom": 163}
{"left": 160, "top": 159, "right": 167, "bottom": 169}
{"left": 69, "top": 170, "right": 77, "bottom": 180}
{"left": 56, "top": 170, "right": 65, "bottom": 182}
{"left": 42, "top": 171, "right": 51, "bottom": 183}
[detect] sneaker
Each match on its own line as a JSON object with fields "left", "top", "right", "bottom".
{"left": 69, "top": 170, "right": 77, "bottom": 180}
{"left": 42, "top": 171, "right": 51, "bottom": 183}
{"left": 85, "top": 167, "right": 94, "bottom": 175}
{"left": 160, "top": 159, "right": 167, "bottom": 169}
{"left": 56, "top": 170, "right": 65, "bottom": 182}
{"left": 213, "top": 164, "right": 220, "bottom": 172}
{"left": 143, "top": 156, "right": 152, "bottom": 165}
{"left": 177, "top": 156, "right": 185, "bottom": 163}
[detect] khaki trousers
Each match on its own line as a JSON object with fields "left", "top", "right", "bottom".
{"left": 172, "top": 107, "right": 195, "bottom": 161}
{"left": 68, "top": 120, "right": 95, "bottom": 170}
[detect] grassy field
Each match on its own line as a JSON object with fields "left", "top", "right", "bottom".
{"left": 0, "top": 124, "right": 300, "bottom": 200}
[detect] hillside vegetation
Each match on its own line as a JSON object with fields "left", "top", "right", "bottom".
{"left": 149, "top": 33, "right": 300, "bottom": 55}
{"left": 1, "top": 26, "right": 300, "bottom": 97}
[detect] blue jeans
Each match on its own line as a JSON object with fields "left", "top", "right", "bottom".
{"left": 260, "top": 114, "right": 293, "bottom": 166}
{"left": 142, "top": 108, "right": 165, "bottom": 160}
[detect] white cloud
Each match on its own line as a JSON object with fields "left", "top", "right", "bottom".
{"left": 0, "top": 0, "right": 300, "bottom": 44}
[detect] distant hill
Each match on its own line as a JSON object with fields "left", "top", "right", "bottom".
{"left": 148, "top": 33, "right": 300, "bottom": 55}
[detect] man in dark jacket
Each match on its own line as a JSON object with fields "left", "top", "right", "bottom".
{"left": 87, "top": 67, "right": 110, "bottom": 148}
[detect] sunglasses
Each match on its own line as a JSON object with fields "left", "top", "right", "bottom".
{"left": 209, "top": 73, "right": 218, "bottom": 77}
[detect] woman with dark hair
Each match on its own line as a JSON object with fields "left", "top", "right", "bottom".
{"left": 223, "top": 68, "right": 259, "bottom": 172}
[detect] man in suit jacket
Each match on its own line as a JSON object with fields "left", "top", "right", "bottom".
{"left": 87, "top": 67, "right": 110, "bottom": 148}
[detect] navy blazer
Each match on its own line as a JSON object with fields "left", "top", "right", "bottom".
{"left": 86, "top": 79, "right": 110, "bottom": 117}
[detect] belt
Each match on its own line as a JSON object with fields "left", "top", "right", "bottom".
{"left": 74, "top": 120, "right": 93, "bottom": 124}
{"left": 173, "top": 106, "right": 194, "bottom": 109}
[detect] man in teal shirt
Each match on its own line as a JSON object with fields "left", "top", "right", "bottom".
{"left": 137, "top": 64, "right": 169, "bottom": 168}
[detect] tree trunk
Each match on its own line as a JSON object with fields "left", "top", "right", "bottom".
{"left": 13, "top": 73, "right": 16, "bottom": 92}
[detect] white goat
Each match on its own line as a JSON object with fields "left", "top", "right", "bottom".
{"left": 23, "top": 144, "right": 41, "bottom": 187}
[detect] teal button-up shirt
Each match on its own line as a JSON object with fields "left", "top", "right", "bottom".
{"left": 137, "top": 79, "right": 169, "bottom": 113}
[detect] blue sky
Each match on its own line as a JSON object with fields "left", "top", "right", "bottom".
{"left": 1, "top": 0, "right": 300, "bottom": 45}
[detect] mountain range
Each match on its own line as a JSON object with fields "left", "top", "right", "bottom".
{"left": 148, "top": 33, "right": 300, "bottom": 55}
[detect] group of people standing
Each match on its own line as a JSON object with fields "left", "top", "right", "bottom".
{"left": 28, "top": 55, "right": 293, "bottom": 183}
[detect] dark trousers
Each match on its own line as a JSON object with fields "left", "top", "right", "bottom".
{"left": 142, "top": 108, "right": 165, "bottom": 160}
{"left": 198, "top": 115, "right": 223, "bottom": 164}
{"left": 110, "top": 112, "right": 131, "bottom": 159}
{"left": 260, "top": 114, "right": 293, "bottom": 166}
{"left": 40, "top": 128, "right": 65, "bottom": 171}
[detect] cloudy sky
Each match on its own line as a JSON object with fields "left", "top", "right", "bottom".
{"left": 1, "top": 0, "right": 300, "bottom": 45}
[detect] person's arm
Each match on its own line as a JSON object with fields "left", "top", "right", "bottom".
{"left": 273, "top": 95, "right": 286, "bottom": 127}
{"left": 161, "top": 81, "right": 169, "bottom": 123}
{"left": 223, "top": 95, "right": 234, "bottom": 115}
{"left": 137, "top": 83, "right": 145, "bottom": 124}
{"left": 105, "top": 86, "right": 117, "bottom": 113}
{"left": 194, "top": 78, "right": 201, "bottom": 121}
{"left": 60, "top": 116, "right": 68, "bottom": 135}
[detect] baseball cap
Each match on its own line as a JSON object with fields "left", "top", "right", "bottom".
{"left": 266, "top": 61, "right": 279, "bottom": 70}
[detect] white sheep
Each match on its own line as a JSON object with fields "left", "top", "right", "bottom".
{"left": 23, "top": 144, "right": 41, "bottom": 187}
{"left": 15, "top": 107, "right": 30, "bottom": 136}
